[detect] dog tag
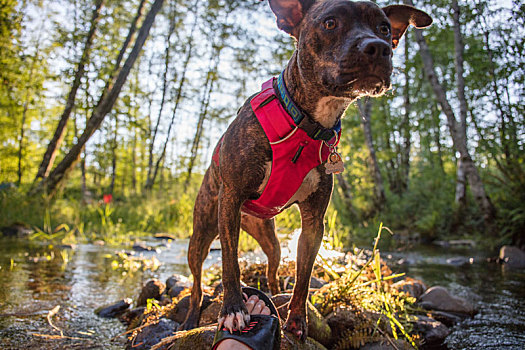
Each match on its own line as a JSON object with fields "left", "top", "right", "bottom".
{"left": 325, "top": 150, "right": 344, "bottom": 174}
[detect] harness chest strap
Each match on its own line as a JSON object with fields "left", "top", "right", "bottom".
{"left": 213, "top": 77, "right": 341, "bottom": 219}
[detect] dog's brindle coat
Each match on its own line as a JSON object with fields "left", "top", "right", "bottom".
{"left": 180, "top": 0, "right": 432, "bottom": 340}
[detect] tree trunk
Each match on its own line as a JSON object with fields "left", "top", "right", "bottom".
{"left": 147, "top": 4, "right": 199, "bottom": 189}
{"left": 32, "top": 0, "right": 165, "bottom": 197}
{"left": 406, "top": 0, "right": 496, "bottom": 230}
{"left": 17, "top": 101, "right": 28, "bottom": 186}
{"left": 452, "top": 0, "right": 468, "bottom": 210}
{"left": 400, "top": 35, "right": 412, "bottom": 193}
{"left": 145, "top": 1, "right": 177, "bottom": 187}
{"left": 358, "top": 99, "right": 386, "bottom": 209}
{"left": 109, "top": 115, "right": 119, "bottom": 194}
{"left": 34, "top": 0, "right": 105, "bottom": 182}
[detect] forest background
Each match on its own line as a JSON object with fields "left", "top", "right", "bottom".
{"left": 0, "top": 0, "right": 523, "bottom": 250}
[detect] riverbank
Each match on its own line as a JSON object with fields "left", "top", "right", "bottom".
{"left": 0, "top": 234, "right": 523, "bottom": 349}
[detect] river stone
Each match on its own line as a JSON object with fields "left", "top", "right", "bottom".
{"left": 446, "top": 257, "right": 472, "bottom": 267}
{"left": 128, "top": 318, "right": 177, "bottom": 350}
{"left": 499, "top": 246, "right": 525, "bottom": 269}
{"left": 418, "top": 286, "right": 476, "bottom": 315}
{"left": 133, "top": 242, "right": 154, "bottom": 252}
{"left": 412, "top": 315, "right": 449, "bottom": 345}
{"left": 95, "top": 298, "right": 132, "bottom": 318}
{"left": 137, "top": 279, "right": 166, "bottom": 307}
{"left": 167, "top": 294, "right": 213, "bottom": 324}
{"left": 391, "top": 278, "right": 427, "bottom": 299}
{"left": 358, "top": 339, "right": 412, "bottom": 350}
{"left": 166, "top": 274, "right": 191, "bottom": 290}
{"left": 429, "top": 310, "right": 465, "bottom": 327}
{"left": 119, "top": 307, "right": 146, "bottom": 327}
{"left": 0, "top": 224, "right": 33, "bottom": 237}
{"left": 199, "top": 301, "right": 221, "bottom": 326}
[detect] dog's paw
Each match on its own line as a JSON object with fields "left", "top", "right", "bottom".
{"left": 217, "top": 303, "right": 250, "bottom": 333}
{"left": 283, "top": 314, "right": 307, "bottom": 341}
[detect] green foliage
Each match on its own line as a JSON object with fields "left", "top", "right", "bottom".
{"left": 0, "top": 0, "right": 523, "bottom": 248}
{"left": 313, "top": 224, "right": 419, "bottom": 348}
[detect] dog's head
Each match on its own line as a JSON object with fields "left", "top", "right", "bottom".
{"left": 268, "top": 0, "right": 432, "bottom": 99}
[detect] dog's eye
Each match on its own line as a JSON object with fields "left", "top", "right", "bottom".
{"left": 379, "top": 24, "right": 390, "bottom": 36}
{"left": 323, "top": 18, "right": 337, "bottom": 30}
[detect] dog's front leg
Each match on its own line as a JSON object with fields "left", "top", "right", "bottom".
{"left": 217, "top": 183, "right": 249, "bottom": 332}
{"left": 284, "top": 173, "right": 333, "bottom": 341}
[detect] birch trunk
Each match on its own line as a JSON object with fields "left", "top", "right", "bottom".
{"left": 34, "top": 0, "right": 105, "bottom": 182}
{"left": 33, "top": 0, "right": 165, "bottom": 197}
{"left": 358, "top": 99, "right": 386, "bottom": 209}
{"left": 406, "top": 0, "right": 496, "bottom": 230}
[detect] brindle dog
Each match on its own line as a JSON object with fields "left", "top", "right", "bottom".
{"left": 180, "top": 0, "right": 432, "bottom": 340}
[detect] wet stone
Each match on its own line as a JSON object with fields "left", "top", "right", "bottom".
{"left": 132, "top": 242, "right": 154, "bottom": 252}
{"left": 167, "top": 294, "right": 213, "bottom": 324}
{"left": 418, "top": 286, "right": 476, "bottom": 316}
{"left": 391, "top": 278, "right": 427, "bottom": 299}
{"left": 128, "top": 318, "right": 177, "bottom": 350}
{"left": 198, "top": 301, "right": 221, "bottom": 326}
{"left": 95, "top": 298, "right": 132, "bottom": 318}
{"left": 412, "top": 314, "right": 450, "bottom": 345}
{"left": 119, "top": 306, "right": 145, "bottom": 326}
{"left": 137, "top": 279, "right": 166, "bottom": 307}
{"left": 428, "top": 310, "right": 465, "bottom": 327}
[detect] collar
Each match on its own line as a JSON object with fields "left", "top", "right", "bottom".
{"left": 276, "top": 72, "right": 341, "bottom": 142}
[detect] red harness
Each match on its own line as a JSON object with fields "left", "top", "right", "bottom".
{"left": 212, "top": 78, "right": 340, "bottom": 219}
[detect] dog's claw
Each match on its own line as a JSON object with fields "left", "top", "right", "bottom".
{"left": 218, "top": 311, "right": 250, "bottom": 332}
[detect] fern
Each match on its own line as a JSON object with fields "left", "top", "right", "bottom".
{"left": 334, "top": 321, "right": 382, "bottom": 350}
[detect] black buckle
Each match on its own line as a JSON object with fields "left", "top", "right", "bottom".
{"left": 298, "top": 117, "right": 335, "bottom": 141}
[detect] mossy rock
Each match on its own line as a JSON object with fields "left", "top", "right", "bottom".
{"left": 151, "top": 325, "right": 327, "bottom": 350}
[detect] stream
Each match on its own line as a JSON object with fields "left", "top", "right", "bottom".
{"left": 0, "top": 236, "right": 523, "bottom": 349}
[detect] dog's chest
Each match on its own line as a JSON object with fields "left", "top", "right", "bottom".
{"left": 285, "top": 168, "right": 321, "bottom": 205}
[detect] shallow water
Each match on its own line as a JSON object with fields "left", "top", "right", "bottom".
{"left": 0, "top": 237, "right": 523, "bottom": 349}
{"left": 384, "top": 246, "right": 525, "bottom": 349}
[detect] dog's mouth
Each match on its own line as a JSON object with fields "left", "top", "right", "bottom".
{"left": 335, "top": 70, "right": 391, "bottom": 96}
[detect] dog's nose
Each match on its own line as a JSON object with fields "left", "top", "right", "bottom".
{"left": 360, "top": 38, "right": 391, "bottom": 59}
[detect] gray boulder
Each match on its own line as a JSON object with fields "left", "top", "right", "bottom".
{"left": 412, "top": 315, "right": 450, "bottom": 345}
{"left": 418, "top": 286, "right": 476, "bottom": 316}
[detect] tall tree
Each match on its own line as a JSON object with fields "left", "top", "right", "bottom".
{"left": 32, "top": 0, "right": 165, "bottom": 197}
{"left": 358, "top": 99, "right": 386, "bottom": 210}
{"left": 406, "top": 0, "right": 497, "bottom": 231}
{"left": 34, "top": 0, "right": 105, "bottom": 182}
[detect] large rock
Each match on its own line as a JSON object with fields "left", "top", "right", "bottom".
{"left": 199, "top": 301, "right": 221, "bottom": 326}
{"left": 391, "top": 278, "right": 427, "bottom": 299}
{"left": 137, "top": 279, "right": 166, "bottom": 307}
{"left": 95, "top": 298, "right": 132, "bottom": 318}
{"left": 418, "top": 286, "right": 476, "bottom": 316}
{"left": 128, "top": 318, "right": 177, "bottom": 350}
{"left": 167, "top": 294, "right": 213, "bottom": 324}
{"left": 499, "top": 246, "right": 525, "bottom": 269}
{"left": 0, "top": 223, "right": 32, "bottom": 237}
{"left": 412, "top": 315, "right": 449, "bottom": 345}
{"left": 166, "top": 274, "right": 192, "bottom": 298}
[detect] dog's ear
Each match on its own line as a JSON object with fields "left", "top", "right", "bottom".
{"left": 382, "top": 5, "right": 432, "bottom": 49}
{"left": 268, "top": 0, "right": 316, "bottom": 38}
